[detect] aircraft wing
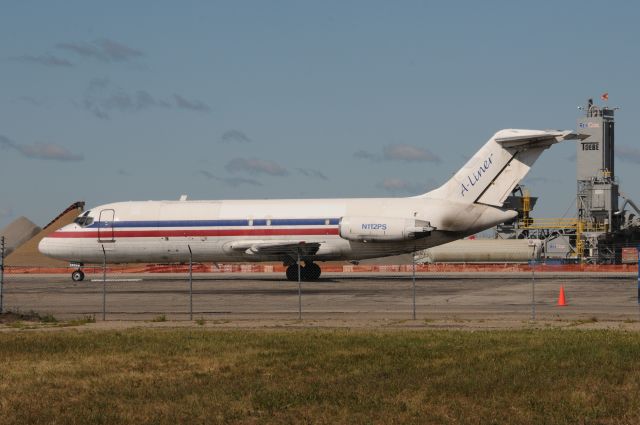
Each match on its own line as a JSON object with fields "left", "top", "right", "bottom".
{"left": 224, "top": 240, "right": 322, "bottom": 256}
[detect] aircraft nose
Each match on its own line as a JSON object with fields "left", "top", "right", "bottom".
{"left": 38, "top": 237, "right": 52, "bottom": 256}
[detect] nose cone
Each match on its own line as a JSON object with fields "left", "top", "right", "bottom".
{"left": 38, "top": 237, "right": 53, "bottom": 257}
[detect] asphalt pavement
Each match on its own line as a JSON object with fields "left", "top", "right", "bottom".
{"left": 3, "top": 272, "right": 639, "bottom": 324}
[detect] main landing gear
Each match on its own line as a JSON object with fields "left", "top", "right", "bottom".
{"left": 286, "top": 262, "right": 321, "bottom": 281}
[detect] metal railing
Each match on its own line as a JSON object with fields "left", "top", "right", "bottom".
{"left": 519, "top": 217, "right": 607, "bottom": 231}
{"left": 517, "top": 218, "right": 609, "bottom": 261}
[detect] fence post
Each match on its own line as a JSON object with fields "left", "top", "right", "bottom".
{"left": 637, "top": 245, "right": 639, "bottom": 305}
{"left": 0, "top": 236, "right": 5, "bottom": 315}
{"left": 297, "top": 250, "right": 302, "bottom": 320}
{"left": 102, "top": 244, "right": 106, "bottom": 321}
{"left": 531, "top": 246, "right": 536, "bottom": 321}
{"left": 412, "top": 250, "right": 416, "bottom": 320}
{"left": 531, "top": 259, "right": 536, "bottom": 320}
{"left": 188, "top": 245, "right": 193, "bottom": 320}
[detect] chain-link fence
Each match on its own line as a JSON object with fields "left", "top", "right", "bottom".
{"left": 2, "top": 257, "right": 639, "bottom": 323}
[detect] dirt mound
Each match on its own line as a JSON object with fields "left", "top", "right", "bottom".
{"left": 0, "top": 216, "right": 40, "bottom": 257}
{"left": 5, "top": 202, "right": 84, "bottom": 267}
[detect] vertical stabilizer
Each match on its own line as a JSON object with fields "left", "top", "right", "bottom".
{"left": 421, "top": 129, "right": 581, "bottom": 207}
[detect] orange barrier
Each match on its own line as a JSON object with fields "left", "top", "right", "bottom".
{"left": 4, "top": 263, "right": 638, "bottom": 275}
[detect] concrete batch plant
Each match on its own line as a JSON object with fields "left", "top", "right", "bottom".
{"left": 495, "top": 98, "right": 640, "bottom": 264}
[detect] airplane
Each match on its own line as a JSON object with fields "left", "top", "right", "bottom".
{"left": 39, "top": 129, "right": 582, "bottom": 282}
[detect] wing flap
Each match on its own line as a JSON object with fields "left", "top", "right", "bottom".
{"left": 223, "top": 240, "right": 321, "bottom": 256}
{"left": 248, "top": 241, "right": 321, "bottom": 256}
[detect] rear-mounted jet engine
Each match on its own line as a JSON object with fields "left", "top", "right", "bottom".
{"left": 339, "top": 216, "right": 434, "bottom": 242}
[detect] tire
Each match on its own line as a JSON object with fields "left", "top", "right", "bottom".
{"left": 286, "top": 265, "right": 300, "bottom": 281}
{"left": 71, "top": 270, "right": 85, "bottom": 282}
{"left": 304, "top": 263, "right": 321, "bottom": 281}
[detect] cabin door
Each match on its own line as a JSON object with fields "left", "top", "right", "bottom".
{"left": 98, "top": 209, "right": 115, "bottom": 243}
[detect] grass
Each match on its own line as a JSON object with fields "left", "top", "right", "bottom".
{"left": 0, "top": 310, "right": 54, "bottom": 324}
{"left": 1, "top": 329, "right": 640, "bottom": 424}
{"left": 1, "top": 311, "right": 95, "bottom": 329}
{"left": 568, "top": 316, "right": 600, "bottom": 327}
{"left": 64, "top": 315, "right": 96, "bottom": 327}
{"left": 39, "top": 313, "right": 58, "bottom": 323}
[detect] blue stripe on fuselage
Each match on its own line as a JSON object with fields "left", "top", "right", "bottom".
{"left": 87, "top": 218, "right": 340, "bottom": 228}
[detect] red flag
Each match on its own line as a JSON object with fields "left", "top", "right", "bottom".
{"left": 601, "top": 92, "right": 609, "bottom": 101}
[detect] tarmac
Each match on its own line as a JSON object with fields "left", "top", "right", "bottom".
{"left": 2, "top": 272, "right": 640, "bottom": 329}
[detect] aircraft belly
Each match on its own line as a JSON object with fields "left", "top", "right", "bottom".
{"left": 111, "top": 237, "right": 221, "bottom": 263}
{"left": 347, "top": 231, "right": 459, "bottom": 260}
{"left": 94, "top": 236, "right": 350, "bottom": 264}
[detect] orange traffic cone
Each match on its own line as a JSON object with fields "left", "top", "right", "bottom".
{"left": 557, "top": 285, "right": 568, "bottom": 306}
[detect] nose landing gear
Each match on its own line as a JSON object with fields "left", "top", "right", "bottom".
{"left": 285, "top": 262, "right": 321, "bottom": 281}
{"left": 71, "top": 269, "right": 85, "bottom": 282}
{"left": 69, "top": 262, "right": 85, "bottom": 282}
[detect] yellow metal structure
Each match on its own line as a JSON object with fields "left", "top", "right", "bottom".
{"left": 575, "top": 220, "right": 584, "bottom": 259}
{"left": 517, "top": 217, "right": 608, "bottom": 260}
{"left": 521, "top": 189, "right": 532, "bottom": 226}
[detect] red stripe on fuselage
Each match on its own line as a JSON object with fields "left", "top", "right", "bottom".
{"left": 49, "top": 228, "right": 340, "bottom": 238}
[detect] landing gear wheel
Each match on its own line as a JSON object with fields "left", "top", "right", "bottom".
{"left": 302, "top": 263, "right": 321, "bottom": 281}
{"left": 71, "top": 270, "right": 85, "bottom": 282}
{"left": 286, "top": 265, "right": 300, "bottom": 281}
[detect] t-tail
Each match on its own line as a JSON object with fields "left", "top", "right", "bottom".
{"left": 422, "top": 129, "right": 584, "bottom": 206}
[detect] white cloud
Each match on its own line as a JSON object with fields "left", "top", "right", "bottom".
{"left": 0, "top": 135, "right": 83, "bottom": 161}
{"left": 382, "top": 144, "right": 441, "bottom": 163}
{"left": 355, "top": 144, "right": 441, "bottom": 163}
{"left": 225, "top": 158, "right": 288, "bottom": 176}
{"left": 220, "top": 130, "right": 252, "bottom": 144}
{"left": 199, "top": 171, "right": 262, "bottom": 187}
{"left": 11, "top": 54, "right": 73, "bottom": 67}
{"left": 56, "top": 39, "right": 143, "bottom": 62}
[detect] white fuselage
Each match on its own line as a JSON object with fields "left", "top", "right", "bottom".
{"left": 39, "top": 128, "right": 579, "bottom": 270}
{"left": 38, "top": 196, "right": 516, "bottom": 265}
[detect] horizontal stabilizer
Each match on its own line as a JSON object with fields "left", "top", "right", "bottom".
{"left": 495, "top": 130, "right": 586, "bottom": 148}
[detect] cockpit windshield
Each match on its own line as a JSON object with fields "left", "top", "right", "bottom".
{"left": 74, "top": 211, "right": 94, "bottom": 227}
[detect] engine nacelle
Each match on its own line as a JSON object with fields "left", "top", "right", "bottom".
{"left": 339, "top": 216, "right": 434, "bottom": 242}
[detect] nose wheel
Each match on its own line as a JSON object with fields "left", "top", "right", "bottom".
{"left": 71, "top": 270, "right": 85, "bottom": 282}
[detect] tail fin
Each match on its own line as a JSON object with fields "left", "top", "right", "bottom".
{"left": 422, "top": 129, "right": 583, "bottom": 207}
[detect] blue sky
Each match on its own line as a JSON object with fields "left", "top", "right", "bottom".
{"left": 1, "top": 1, "right": 639, "bottom": 228}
